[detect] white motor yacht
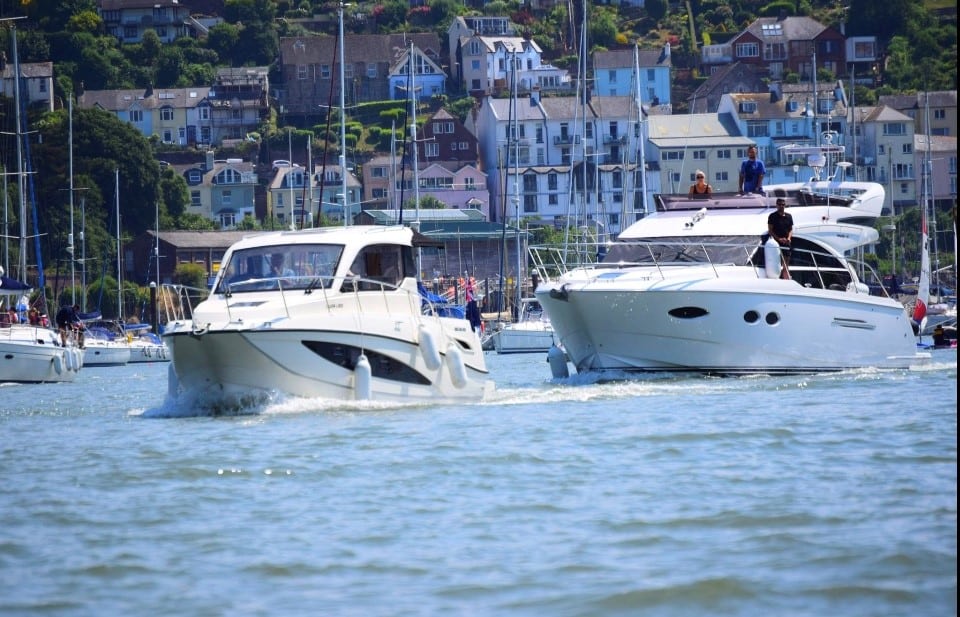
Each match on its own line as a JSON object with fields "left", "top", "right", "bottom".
{"left": 162, "top": 225, "right": 493, "bottom": 406}
{"left": 534, "top": 162, "right": 930, "bottom": 377}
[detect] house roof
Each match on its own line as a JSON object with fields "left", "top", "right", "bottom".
{"left": 78, "top": 87, "right": 209, "bottom": 111}
{"left": 857, "top": 105, "right": 914, "bottom": 123}
{"left": 151, "top": 230, "right": 265, "bottom": 250}
{"left": 279, "top": 33, "right": 442, "bottom": 66}
{"left": 0, "top": 61, "right": 53, "bottom": 80}
{"left": 740, "top": 16, "right": 832, "bottom": 42}
{"left": 593, "top": 47, "right": 672, "bottom": 70}
{"left": 915, "top": 134, "right": 957, "bottom": 153}
{"left": 647, "top": 113, "right": 750, "bottom": 147}
{"left": 878, "top": 90, "right": 957, "bottom": 110}
{"left": 688, "top": 62, "right": 767, "bottom": 102}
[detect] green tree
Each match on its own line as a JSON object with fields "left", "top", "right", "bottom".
{"left": 172, "top": 263, "right": 208, "bottom": 289}
{"left": 177, "top": 213, "right": 218, "bottom": 230}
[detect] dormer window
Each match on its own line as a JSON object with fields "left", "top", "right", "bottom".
{"left": 739, "top": 101, "right": 757, "bottom": 113}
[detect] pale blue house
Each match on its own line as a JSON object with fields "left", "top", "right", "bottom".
{"left": 593, "top": 44, "right": 673, "bottom": 111}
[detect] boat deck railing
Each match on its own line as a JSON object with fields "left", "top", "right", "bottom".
{"left": 168, "top": 275, "right": 467, "bottom": 326}
{"left": 529, "top": 240, "right": 894, "bottom": 298}
{"left": 160, "top": 284, "right": 210, "bottom": 326}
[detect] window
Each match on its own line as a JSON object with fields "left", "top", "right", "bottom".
{"left": 747, "top": 121, "right": 769, "bottom": 137}
{"left": 647, "top": 69, "right": 655, "bottom": 81}
{"left": 218, "top": 169, "right": 242, "bottom": 184}
{"left": 883, "top": 123, "right": 906, "bottom": 136}
{"left": 161, "top": 107, "right": 174, "bottom": 121}
{"left": 320, "top": 64, "right": 330, "bottom": 79}
{"left": 662, "top": 151, "right": 685, "bottom": 160}
{"left": 902, "top": 144, "right": 912, "bottom": 154}
{"left": 934, "top": 109, "right": 945, "bottom": 120}
{"left": 548, "top": 173, "right": 558, "bottom": 190}
{"left": 425, "top": 142, "right": 439, "bottom": 157}
{"left": 612, "top": 171, "right": 622, "bottom": 189}
{"left": 464, "top": 177, "right": 476, "bottom": 189}
{"left": 715, "top": 171, "right": 729, "bottom": 182}
{"left": 536, "top": 126, "right": 543, "bottom": 144}
{"left": 854, "top": 41, "right": 875, "bottom": 59}
{"left": 549, "top": 193, "right": 558, "bottom": 205}
{"left": 717, "top": 149, "right": 731, "bottom": 159}
{"left": 199, "top": 106, "right": 209, "bottom": 121}
{"left": 297, "top": 64, "right": 307, "bottom": 80}
{"left": 608, "top": 70, "right": 616, "bottom": 83}
{"left": 129, "top": 109, "right": 143, "bottom": 123}
{"left": 188, "top": 170, "right": 202, "bottom": 184}
{"left": 523, "top": 173, "right": 537, "bottom": 193}
{"left": 736, "top": 42, "right": 759, "bottom": 58}
{"left": 366, "top": 63, "right": 377, "bottom": 78}
{"left": 693, "top": 150, "right": 706, "bottom": 159}
{"left": 221, "top": 190, "right": 232, "bottom": 206}
{"left": 371, "top": 166, "right": 386, "bottom": 178}
{"left": 372, "top": 188, "right": 387, "bottom": 199}
{"left": 523, "top": 195, "right": 537, "bottom": 213}
{"left": 162, "top": 130, "right": 173, "bottom": 143}
{"left": 191, "top": 191, "right": 201, "bottom": 206}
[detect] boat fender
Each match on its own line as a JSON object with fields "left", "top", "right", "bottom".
{"left": 547, "top": 345, "right": 570, "bottom": 379}
{"left": 419, "top": 324, "right": 442, "bottom": 371}
{"left": 53, "top": 353, "right": 64, "bottom": 375}
{"left": 845, "top": 281, "right": 870, "bottom": 294}
{"left": 64, "top": 349, "right": 74, "bottom": 372}
{"left": 74, "top": 348, "right": 84, "bottom": 370}
{"left": 445, "top": 344, "right": 469, "bottom": 389}
{"left": 354, "top": 353, "right": 372, "bottom": 400}
{"left": 763, "top": 238, "right": 781, "bottom": 279}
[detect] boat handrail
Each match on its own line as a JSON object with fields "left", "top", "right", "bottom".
{"left": 212, "top": 273, "right": 466, "bottom": 334}
{"left": 160, "top": 283, "right": 209, "bottom": 326}
{"left": 530, "top": 239, "right": 888, "bottom": 296}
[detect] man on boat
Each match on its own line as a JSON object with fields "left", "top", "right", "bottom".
{"left": 739, "top": 145, "right": 765, "bottom": 194}
{"left": 56, "top": 304, "right": 85, "bottom": 348}
{"left": 768, "top": 198, "right": 794, "bottom": 280}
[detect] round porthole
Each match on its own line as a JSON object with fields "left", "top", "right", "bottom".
{"left": 765, "top": 312, "right": 780, "bottom": 325}
{"left": 744, "top": 310, "right": 760, "bottom": 323}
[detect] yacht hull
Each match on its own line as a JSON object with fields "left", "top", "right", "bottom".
{"left": 165, "top": 316, "right": 490, "bottom": 405}
{"left": 538, "top": 272, "right": 925, "bottom": 375}
{"left": 0, "top": 327, "right": 82, "bottom": 383}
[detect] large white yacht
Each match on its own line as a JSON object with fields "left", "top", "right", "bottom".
{"left": 534, "top": 162, "right": 930, "bottom": 377}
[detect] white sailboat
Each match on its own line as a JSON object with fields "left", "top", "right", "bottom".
{"left": 0, "top": 23, "right": 83, "bottom": 383}
{"left": 82, "top": 169, "right": 131, "bottom": 367}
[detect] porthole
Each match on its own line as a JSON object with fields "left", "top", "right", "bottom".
{"left": 744, "top": 310, "right": 760, "bottom": 323}
{"left": 765, "top": 312, "right": 780, "bottom": 325}
{"left": 668, "top": 306, "right": 709, "bottom": 319}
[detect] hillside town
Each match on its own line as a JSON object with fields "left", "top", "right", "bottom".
{"left": 0, "top": 0, "right": 955, "bottom": 288}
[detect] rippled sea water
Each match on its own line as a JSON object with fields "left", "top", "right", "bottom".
{"left": 1, "top": 351, "right": 956, "bottom": 617}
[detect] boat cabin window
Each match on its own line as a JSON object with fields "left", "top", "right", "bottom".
{"left": 341, "top": 244, "right": 413, "bottom": 292}
{"left": 603, "top": 236, "right": 760, "bottom": 266}
{"left": 217, "top": 243, "right": 345, "bottom": 293}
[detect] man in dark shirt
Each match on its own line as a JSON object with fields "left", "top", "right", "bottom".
{"left": 767, "top": 198, "right": 794, "bottom": 280}
{"left": 55, "top": 304, "right": 85, "bottom": 347}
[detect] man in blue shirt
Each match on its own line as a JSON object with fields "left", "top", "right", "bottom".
{"left": 739, "top": 145, "right": 765, "bottom": 194}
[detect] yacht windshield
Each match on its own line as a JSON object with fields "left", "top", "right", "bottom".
{"left": 216, "top": 243, "right": 345, "bottom": 293}
{"left": 603, "top": 235, "right": 761, "bottom": 266}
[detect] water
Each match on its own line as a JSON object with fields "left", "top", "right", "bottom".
{"left": 1, "top": 352, "right": 956, "bottom": 616}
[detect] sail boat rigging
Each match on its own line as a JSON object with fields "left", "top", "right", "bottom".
{"left": 0, "top": 20, "right": 83, "bottom": 382}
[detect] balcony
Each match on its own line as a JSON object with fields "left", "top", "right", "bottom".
{"left": 602, "top": 134, "right": 627, "bottom": 145}
{"left": 553, "top": 135, "right": 580, "bottom": 146}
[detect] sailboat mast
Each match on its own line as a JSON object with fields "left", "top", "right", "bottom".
{"left": 410, "top": 42, "right": 420, "bottom": 224}
{"left": 511, "top": 50, "right": 522, "bottom": 313}
{"left": 12, "top": 24, "right": 27, "bottom": 283}
{"left": 339, "top": 1, "right": 349, "bottom": 227}
{"left": 116, "top": 169, "right": 122, "bottom": 320}
{"left": 634, "top": 44, "right": 649, "bottom": 219}
{"left": 69, "top": 96, "right": 76, "bottom": 305}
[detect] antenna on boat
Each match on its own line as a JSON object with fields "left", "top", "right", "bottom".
{"left": 339, "top": 0, "right": 349, "bottom": 227}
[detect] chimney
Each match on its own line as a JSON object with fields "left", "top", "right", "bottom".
{"left": 205, "top": 150, "right": 215, "bottom": 171}
{"left": 530, "top": 86, "right": 540, "bottom": 106}
{"left": 145, "top": 83, "right": 153, "bottom": 98}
